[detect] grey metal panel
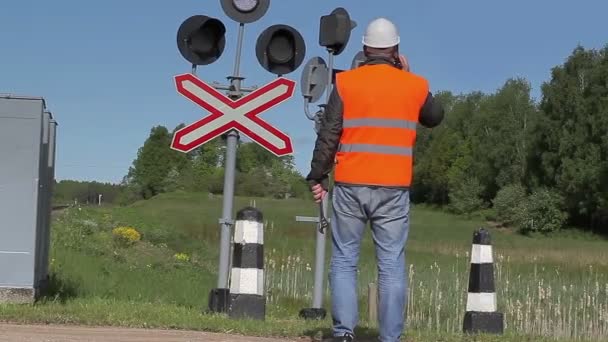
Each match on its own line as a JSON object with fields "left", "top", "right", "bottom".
{"left": 33, "top": 111, "right": 50, "bottom": 288}
{"left": 0, "top": 96, "right": 45, "bottom": 119}
{"left": 0, "top": 97, "right": 44, "bottom": 288}
{"left": 48, "top": 117, "right": 57, "bottom": 168}
{"left": 0, "top": 94, "right": 45, "bottom": 102}
{"left": 0, "top": 252, "right": 35, "bottom": 287}
{"left": 38, "top": 112, "right": 56, "bottom": 287}
{"left": 39, "top": 117, "right": 57, "bottom": 286}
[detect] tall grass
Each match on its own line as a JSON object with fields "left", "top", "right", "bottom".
{"left": 15, "top": 193, "right": 607, "bottom": 341}
{"left": 114, "top": 193, "right": 608, "bottom": 341}
{"left": 263, "top": 248, "right": 608, "bottom": 341}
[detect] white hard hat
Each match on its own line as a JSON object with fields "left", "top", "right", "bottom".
{"left": 362, "top": 17, "right": 400, "bottom": 49}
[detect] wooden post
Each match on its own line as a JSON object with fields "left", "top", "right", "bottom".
{"left": 368, "top": 282, "right": 378, "bottom": 327}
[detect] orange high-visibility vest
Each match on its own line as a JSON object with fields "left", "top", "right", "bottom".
{"left": 334, "top": 63, "right": 429, "bottom": 187}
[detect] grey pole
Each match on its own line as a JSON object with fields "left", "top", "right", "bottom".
{"left": 298, "top": 51, "right": 335, "bottom": 320}
{"left": 313, "top": 51, "right": 334, "bottom": 309}
{"left": 217, "top": 22, "right": 246, "bottom": 290}
{"left": 312, "top": 214, "right": 327, "bottom": 309}
{"left": 295, "top": 215, "right": 329, "bottom": 319}
{"left": 325, "top": 53, "right": 335, "bottom": 103}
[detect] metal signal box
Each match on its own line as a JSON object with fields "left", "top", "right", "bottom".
{"left": 0, "top": 95, "right": 57, "bottom": 303}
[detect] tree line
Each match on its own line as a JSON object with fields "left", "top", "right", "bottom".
{"left": 54, "top": 45, "right": 607, "bottom": 236}
{"left": 412, "top": 45, "right": 608, "bottom": 235}
{"left": 117, "top": 124, "right": 310, "bottom": 204}
{"left": 52, "top": 180, "right": 123, "bottom": 206}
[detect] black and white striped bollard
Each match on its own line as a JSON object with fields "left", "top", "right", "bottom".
{"left": 463, "top": 228, "right": 504, "bottom": 334}
{"left": 228, "top": 207, "right": 265, "bottom": 320}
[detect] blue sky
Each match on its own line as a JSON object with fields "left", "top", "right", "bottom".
{"left": 1, "top": 0, "right": 606, "bottom": 184}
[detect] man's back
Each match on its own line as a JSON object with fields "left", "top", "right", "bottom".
{"left": 333, "top": 62, "right": 431, "bottom": 188}
{"left": 305, "top": 59, "right": 443, "bottom": 190}
{"left": 336, "top": 63, "right": 430, "bottom": 116}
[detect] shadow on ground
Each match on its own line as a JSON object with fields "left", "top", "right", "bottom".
{"left": 37, "top": 273, "right": 79, "bottom": 304}
{"left": 304, "top": 327, "right": 380, "bottom": 342}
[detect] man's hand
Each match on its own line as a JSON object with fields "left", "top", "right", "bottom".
{"left": 399, "top": 54, "right": 410, "bottom": 72}
{"left": 311, "top": 183, "right": 327, "bottom": 203}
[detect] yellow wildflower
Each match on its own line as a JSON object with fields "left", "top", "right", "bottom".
{"left": 112, "top": 226, "right": 141, "bottom": 246}
{"left": 174, "top": 253, "right": 190, "bottom": 262}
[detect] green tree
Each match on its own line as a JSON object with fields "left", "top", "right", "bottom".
{"left": 127, "top": 126, "right": 189, "bottom": 199}
{"left": 530, "top": 45, "right": 608, "bottom": 232}
{"left": 468, "top": 78, "right": 539, "bottom": 201}
{"left": 492, "top": 183, "right": 527, "bottom": 227}
{"left": 448, "top": 176, "right": 485, "bottom": 215}
{"left": 190, "top": 137, "right": 222, "bottom": 192}
{"left": 53, "top": 180, "right": 124, "bottom": 205}
{"left": 236, "top": 141, "right": 276, "bottom": 173}
{"left": 413, "top": 92, "right": 485, "bottom": 204}
{"left": 233, "top": 142, "right": 306, "bottom": 198}
{"left": 513, "top": 188, "right": 568, "bottom": 234}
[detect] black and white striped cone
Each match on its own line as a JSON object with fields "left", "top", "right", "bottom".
{"left": 228, "top": 207, "right": 265, "bottom": 320}
{"left": 463, "top": 228, "right": 504, "bottom": 334}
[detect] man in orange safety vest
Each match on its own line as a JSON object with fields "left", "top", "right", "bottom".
{"left": 306, "top": 17, "right": 445, "bottom": 342}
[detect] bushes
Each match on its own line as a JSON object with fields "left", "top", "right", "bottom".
{"left": 492, "top": 184, "right": 527, "bottom": 227}
{"left": 492, "top": 184, "right": 568, "bottom": 234}
{"left": 514, "top": 188, "right": 569, "bottom": 234}
{"left": 447, "top": 177, "right": 485, "bottom": 215}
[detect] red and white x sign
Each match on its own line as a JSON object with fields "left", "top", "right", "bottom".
{"left": 171, "top": 73, "right": 295, "bottom": 156}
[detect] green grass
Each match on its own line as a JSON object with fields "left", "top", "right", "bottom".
{"left": 0, "top": 299, "right": 596, "bottom": 342}
{"left": 1, "top": 191, "right": 607, "bottom": 341}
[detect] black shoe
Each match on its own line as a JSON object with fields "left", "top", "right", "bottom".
{"left": 332, "top": 333, "right": 355, "bottom": 342}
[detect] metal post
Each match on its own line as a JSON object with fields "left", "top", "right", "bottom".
{"left": 298, "top": 50, "right": 336, "bottom": 320}
{"left": 218, "top": 22, "right": 246, "bottom": 290}
{"left": 218, "top": 132, "right": 237, "bottom": 289}
{"left": 232, "top": 23, "right": 245, "bottom": 90}
{"left": 312, "top": 217, "right": 327, "bottom": 309}
{"left": 325, "top": 53, "right": 334, "bottom": 103}
{"left": 313, "top": 50, "right": 335, "bottom": 308}
{"left": 296, "top": 215, "right": 329, "bottom": 320}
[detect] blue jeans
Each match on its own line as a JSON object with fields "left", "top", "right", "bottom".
{"left": 329, "top": 185, "right": 410, "bottom": 342}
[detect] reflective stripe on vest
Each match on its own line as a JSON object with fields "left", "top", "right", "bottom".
{"left": 340, "top": 117, "right": 416, "bottom": 156}
{"left": 343, "top": 117, "right": 418, "bottom": 130}
{"left": 338, "top": 143, "right": 413, "bottom": 156}
{"left": 333, "top": 64, "right": 429, "bottom": 187}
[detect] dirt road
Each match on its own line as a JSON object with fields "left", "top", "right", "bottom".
{"left": 0, "top": 324, "right": 310, "bottom": 342}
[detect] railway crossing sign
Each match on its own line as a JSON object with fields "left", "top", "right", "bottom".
{"left": 170, "top": 73, "right": 295, "bottom": 156}
{"left": 174, "top": 0, "right": 308, "bottom": 317}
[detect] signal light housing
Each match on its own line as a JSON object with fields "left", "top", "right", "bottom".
{"left": 256, "top": 24, "right": 306, "bottom": 76}
{"left": 319, "top": 7, "right": 357, "bottom": 56}
{"left": 177, "top": 15, "right": 226, "bottom": 66}
{"left": 221, "top": 0, "right": 270, "bottom": 24}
